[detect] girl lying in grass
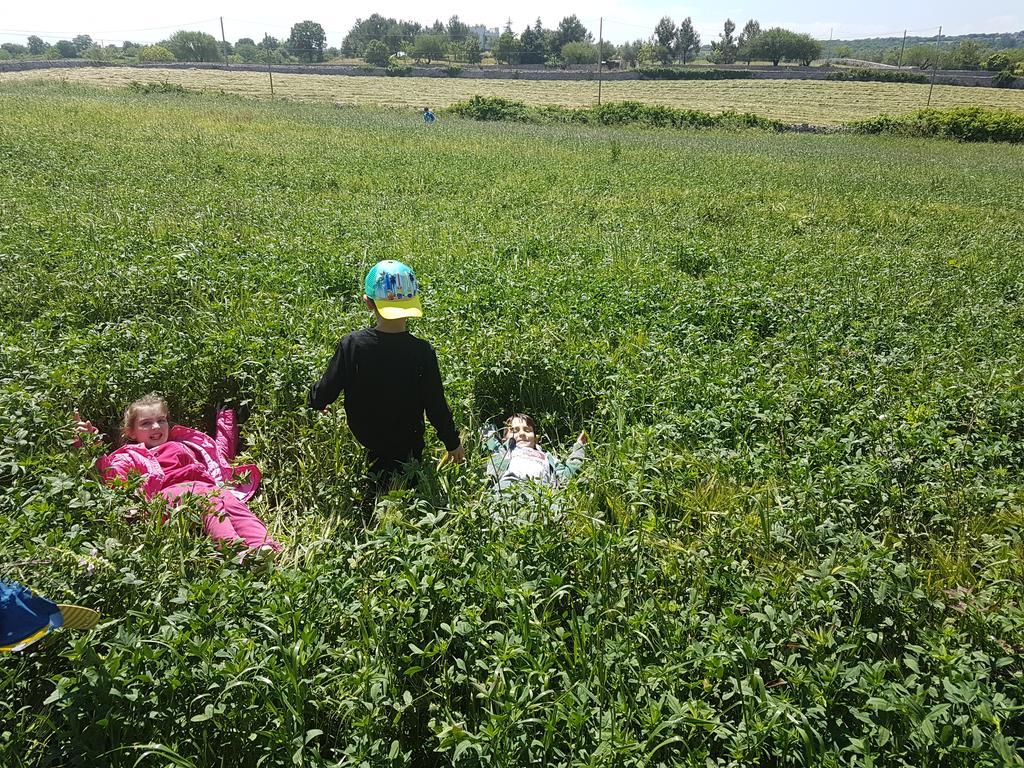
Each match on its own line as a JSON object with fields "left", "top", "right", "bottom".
{"left": 76, "top": 394, "right": 281, "bottom": 564}
{"left": 482, "top": 413, "right": 587, "bottom": 491}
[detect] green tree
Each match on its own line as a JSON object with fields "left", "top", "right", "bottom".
{"left": 710, "top": 19, "right": 737, "bottom": 64}
{"left": 447, "top": 16, "right": 469, "bottom": 44}
{"left": 749, "top": 27, "right": 793, "bottom": 66}
{"left": 412, "top": 34, "right": 445, "bottom": 63}
{"left": 289, "top": 20, "right": 326, "bottom": 63}
{"left": 520, "top": 25, "right": 545, "bottom": 64}
{"left": 556, "top": 15, "right": 591, "bottom": 47}
{"left": 654, "top": 17, "right": 677, "bottom": 52}
{"left": 737, "top": 19, "right": 761, "bottom": 64}
{"left": 138, "top": 45, "right": 176, "bottom": 62}
{"left": 618, "top": 40, "right": 643, "bottom": 68}
{"left": 790, "top": 33, "right": 821, "bottom": 65}
{"left": 676, "top": 18, "right": 701, "bottom": 64}
{"left": 27, "top": 35, "right": 46, "bottom": 55}
{"left": 166, "top": 30, "right": 222, "bottom": 62}
{"left": 834, "top": 44, "right": 852, "bottom": 59}
{"left": 463, "top": 37, "right": 482, "bottom": 64}
{"left": 561, "top": 41, "right": 597, "bottom": 65}
{"left": 1, "top": 43, "right": 28, "bottom": 57}
{"left": 72, "top": 35, "right": 93, "bottom": 54}
{"left": 948, "top": 40, "right": 985, "bottom": 69}
{"left": 233, "top": 42, "right": 260, "bottom": 62}
{"left": 363, "top": 39, "right": 391, "bottom": 66}
{"left": 53, "top": 40, "right": 79, "bottom": 58}
{"left": 494, "top": 31, "right": 521, "bottom": 64}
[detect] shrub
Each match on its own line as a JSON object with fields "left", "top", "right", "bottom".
{"left": 442, "top": 64, "right": 462, "bottom": 77}
{"left": 384, "top": 61, "right": 412, "bottom": 76}
{"left": 446, "top": 95, "right": 531, "bottom": 122}
{"left": 992, "top": 70, "right": 1017, "bottom": 88}
{"left": 127, "top": 80, "right": 188, "bottom": 95}
{"left": 638, "top": 67, "right": 753, "bottom": 80}
{"left": 826, "top": 68, "right": 929, "bottom": 84}
{"left": 363, "top": 40, "right": 390, "bottom": 68}
{"left": 446, "top": 97, "right": 786, "bottom": 133}
{"left": 985, "top": 53, "right": 1011, "bottom": 72}
{"left": 850, "top": 106, "right": 1024, "bottom": 143}
{"left": 138, "top": 45, "right": 176, "bottom": 63}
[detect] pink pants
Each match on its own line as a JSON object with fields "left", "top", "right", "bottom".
{"left": 159, "top": 482, "right": 282, "bottom": 552}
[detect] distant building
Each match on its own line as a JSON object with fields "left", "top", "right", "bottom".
{"left": 469, "top": 25, "right": 500, "bottom": 50}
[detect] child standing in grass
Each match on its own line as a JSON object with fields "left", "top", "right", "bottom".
{"left": 308, "top": 260, "right": 463, "bottom": 483}
{"left": 482, "top": 413, "right": 587, "bottom": 491}
{"left": 76, "top": 395, "right": 281, "bottom": 563}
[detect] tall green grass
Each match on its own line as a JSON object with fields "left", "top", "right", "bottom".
{"left": 0, "top": 82, "right": 1022, "bottom": 767}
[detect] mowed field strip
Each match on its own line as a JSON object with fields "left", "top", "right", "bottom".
{"left": 5, "top": 65, "right": 1024, "bottom": 123}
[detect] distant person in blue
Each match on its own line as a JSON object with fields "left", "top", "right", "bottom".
{"left": 422, "top": 106, "right": 436, "bottom": 124}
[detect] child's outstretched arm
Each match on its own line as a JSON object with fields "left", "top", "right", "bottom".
{"left": 214, "top": 408, "right": 239, "bottom": 463}
{"left": 553, "top": 431, "right": 588, "bottom": 484}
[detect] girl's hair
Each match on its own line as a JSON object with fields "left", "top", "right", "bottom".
{"left": 122, "top": 393, "right": 169, "bottom": 439}
{"left": 504, "top": 413, "right": 536, "bottom": 432}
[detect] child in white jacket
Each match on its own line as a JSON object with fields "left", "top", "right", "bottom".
{"left": 482, "top": 414, "right": 587, "bottom": 491}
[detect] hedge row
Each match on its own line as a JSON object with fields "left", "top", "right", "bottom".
{"left": 826, "top": 68, "right": 930, "bottom": 84}
{"left": 849, "top": 106, "right": 1024, "bottom": 143}
{"left": 446, "top": 96, "right": 784, "bottom": 131}
{"left": 448, "top": 97, "right": 1024, "bottom": 143}
{"left": 637, "top": 67, "right": 754, "bottom": 80}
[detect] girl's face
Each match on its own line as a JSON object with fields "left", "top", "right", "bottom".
{"left": 127, "top": 405, "right": 170, "bottom": 448}
{"left": 505, "top": 417, "right": 538, "bottom": 449}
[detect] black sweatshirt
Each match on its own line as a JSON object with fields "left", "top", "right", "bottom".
{"left": 308, "top": 328, "right": 461, "bottom": 459}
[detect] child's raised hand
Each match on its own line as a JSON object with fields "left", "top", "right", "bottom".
{"left": 74, "top": 410, "right": 98, "bottom": 436}
{"left": 72, "top": 409, "right": 99, "bottom": 448}
{"left": 578, "top": 430, "right": 588, "bottom": 445}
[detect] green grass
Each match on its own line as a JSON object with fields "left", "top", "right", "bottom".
{"left": 1, "top": 82, "right": 1023, "bottom": 767}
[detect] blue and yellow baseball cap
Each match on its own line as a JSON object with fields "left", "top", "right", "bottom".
{"left": 1, "top": 579, "right": 99, "bottom": 652}
{"left": 364, "top": 260, "right": 423, "bottom": 320}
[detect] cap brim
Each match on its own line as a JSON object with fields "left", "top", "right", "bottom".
{"left": 376, "top": 296, "right": 423, "bottom": 320}
{"left": 0, "top": 625, "right": 53, "bottom": 652}
{"left": 57, "top": 604, "right": 100, "bottom": 630}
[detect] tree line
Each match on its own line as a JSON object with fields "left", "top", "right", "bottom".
{"left": 2, "top": 16, "right": 1021, "bottom": 72}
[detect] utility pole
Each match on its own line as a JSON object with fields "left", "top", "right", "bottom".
{"left": 265, "top": 32, "right": 274, "bottom": 98}
{"left": 220, "top": 17, "right": 229, "bottom": 69}
{"left": 927, "top": 26, "right": 941, "bottom": 106}
{"left": 897, "top": 29, "right": 907, "bottom": 69}
{"left": 827, "top": 28, "right": 832, "bottom": 61}
{"left": 597, "top": 17, "right": 603, "bottom": 106}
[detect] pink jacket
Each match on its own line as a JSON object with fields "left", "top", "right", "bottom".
{"left": 96, "top": 409, "right": 261, "bottom": 501}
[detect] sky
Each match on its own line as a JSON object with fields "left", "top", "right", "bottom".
{"left": 1, "top": 0, "right": 1021, "bottom": 49}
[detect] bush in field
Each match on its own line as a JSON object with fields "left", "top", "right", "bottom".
{"left": 985, "top": 52, "right": 1012, "bottom": 72}
{"left": 138, "top": 45, "right": 176, "bottom": 63}
{"left": 384, "top": 60, "right": 412, "bottom": 76}
{"left": 362, "top": 40, "right": 391, "bottom": 67}
{"left": 447, "top": 95, "right": 531, "bottom": 121}
{"left": 850, "top": 106, "right": 1024, "bottom": 143}
{"left": 992, "top": 70, "right": 1018, "bottom": 88}
{"left": 447, "top": 97, "right": 786, "bottom": 132}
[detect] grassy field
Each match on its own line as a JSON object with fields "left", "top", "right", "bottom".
{"left": 1, "top": 82, "right": 1023, "bottom": 767}
{"left": 4, "top": 66, "right": 1024, "bottom": 123}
